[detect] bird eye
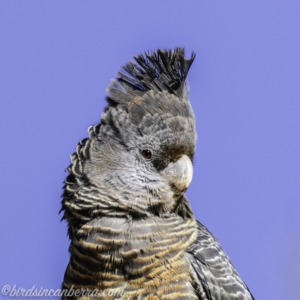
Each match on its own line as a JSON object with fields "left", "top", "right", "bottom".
{"left": 141, "top": 149, "right": 152, "bottom": 159}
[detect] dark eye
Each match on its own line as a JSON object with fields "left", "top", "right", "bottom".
{"left": 141, "top": 149, "right": 152, "bottom": 159}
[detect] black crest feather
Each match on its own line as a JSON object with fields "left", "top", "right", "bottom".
{"left": 106, "top": 48, "right": 196, "bottom": 105}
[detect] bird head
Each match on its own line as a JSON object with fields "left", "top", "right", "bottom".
{"left": 62, "top": 48, "right": 196, "bottom": 233}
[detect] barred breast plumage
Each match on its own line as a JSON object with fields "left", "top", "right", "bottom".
{"left": 63, "top": 215, "right": 199, "bottom": 299}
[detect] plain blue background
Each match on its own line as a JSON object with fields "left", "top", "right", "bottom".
{"left": 1, "top": 1, "right": 299, "bottom": 299}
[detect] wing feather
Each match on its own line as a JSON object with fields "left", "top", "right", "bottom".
{"left": 187, "top": 221, "right": 255, "bottom": 300}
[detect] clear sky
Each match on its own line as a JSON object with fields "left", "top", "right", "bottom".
{"left": 1, "top": 1, "right": 299, "bottom": 299}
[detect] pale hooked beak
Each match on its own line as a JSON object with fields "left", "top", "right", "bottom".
{"left": 160, "top": 154, "right": 193, "bottom": 191}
